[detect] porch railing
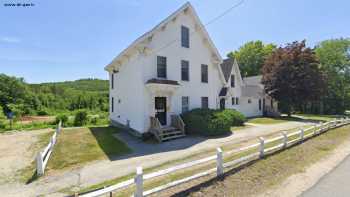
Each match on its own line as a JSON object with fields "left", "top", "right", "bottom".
{"left": 149, "top": 116, "right": 163, "bottom": 142}
{"left": 171, "top": 114, "right": 185, "bottom": 134}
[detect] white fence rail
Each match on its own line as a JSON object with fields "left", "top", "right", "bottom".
{"left": 36, "top": 121, "right": 62, "bottom": 176}
{"left": 79, "top": 118, "right": 350, "bottom": 197}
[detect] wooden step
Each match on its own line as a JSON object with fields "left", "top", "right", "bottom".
{"left": 161, "top": 126, "right": 177, "bottom": 132}
{"left": 160, "top": 130, "right": 184, "bottom": 136}
{"left": 161, "top": 134, "right": 186, "bottom": 141}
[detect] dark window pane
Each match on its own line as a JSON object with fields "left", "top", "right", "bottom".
{"left": 236, "top": 97, "right": 239, "bottom": 105}
{"left": 259, "top": 99, "right": 262, "bottom": 110}
{"left": 231, "top": 74, "right": 235, "bottom": 87}
{"left": 232, "top": 97, "right": 235, "bottom": 105}
{"left": 111, "top": 73, "right": 114, "bottom": 89}
{"left": 157, "top": 56, "right": 167, "bottom": 78}
{"left": 181, "top": 26, "right": 190, "bottom": 48}
{"left": 201, "top": 64, "right": 208, "bottom": 83}
{"left": 201, "top": 97, "right": 209, "bottom": 109}
{"left": 182, "top": 96, "right": 189, "bottom": 113}
{"left": 111, "top": 97, "right": 114, "bottom": 113}
{"left": 181, "top": 60, "right": 189, "bottom": 81}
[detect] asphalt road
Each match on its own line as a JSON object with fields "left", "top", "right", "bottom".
{"left": 301, "top": 154, "right": 350, "bottom": 197}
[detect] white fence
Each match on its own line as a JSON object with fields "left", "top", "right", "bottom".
{"left": 36, "top": 121, "right": 62, "bottom": 176}
{"left": 79, "top": 118, "right": 350, "bottom": 197}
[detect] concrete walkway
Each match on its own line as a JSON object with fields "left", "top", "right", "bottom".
{"left": 301, "top": 155, "right": 350, "bottom": 197}
{"left": 0, "top": 121, "right": 311, "bottom": 196}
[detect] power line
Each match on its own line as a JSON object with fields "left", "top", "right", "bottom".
{"left": 152, "top": 0, "right": 245, "bottom": 55}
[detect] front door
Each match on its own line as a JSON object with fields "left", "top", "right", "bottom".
{"left": 220, "top": 98, "right": 225, "bottom": 110}
{"left": 155, "top": 97, "right": 167, "bottom": 125}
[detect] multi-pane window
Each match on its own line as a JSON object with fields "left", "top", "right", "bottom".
{"left": 182, "top": 96, "right": 189, "bottom": 113}
{"left": 232, "top": 97, "right": 239, "bottom": 105}
{"left": 111, "top": 73, "right": 114, "bottom": 89}
{"left": 201, "top": 64, "right": 208, "bottom": 83}
{"left": 181, "top": 26, "right": 190, "bottom": 48}
{"left": 201, "top": 97, "right": 209, "bottom": 109}
{"left": 231, "top": 74, "right": 235, "bottom": 87}
{"left": 157, "top": 56, "right": 167, "bottom": 78}
{"left": 111, "top": 97, "right": 114, "bottom": 113}
{"left": 181, "top": 60, "right": 189, "bottom": 81}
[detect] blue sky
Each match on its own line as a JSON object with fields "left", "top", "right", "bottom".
{"left": 0, "top": 0, "right": 349, "bottom": 83}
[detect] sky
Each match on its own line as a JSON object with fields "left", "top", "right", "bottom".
{"left": 0, "top": 0, "right": 349, "bottom": 83}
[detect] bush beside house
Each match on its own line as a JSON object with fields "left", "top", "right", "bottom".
{"left": 181, "top": 108, "right": 246, "bottom": 136}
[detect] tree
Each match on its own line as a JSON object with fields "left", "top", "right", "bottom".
{"left": 262, "top": 41, "right": 326, "bottom": 116}
{"left": 227, "top": 41, "right": 276, "bottom": 77}
{"left": 0, "top": 74, "right": 28, "bottom": 113}
{"left": 315, "top": 38, "right": 350, "bottom": 114}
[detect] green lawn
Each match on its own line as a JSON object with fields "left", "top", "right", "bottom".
{"left": 47, "top": 126, "right": 131, "bottom": 171}
{"left": 295, "top": 114, "right": 338, "bottom": 122}
{"left": 247, "top": 114, "right": 339, "bottom": 125}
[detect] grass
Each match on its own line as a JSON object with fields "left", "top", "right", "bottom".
{"left": 247, "top": 117, "right": 289, "bottom": 124}
{"left": 247, "top": 114, "right": 339, "bottom": 125}
{"left": 46, "top": 126, "right": 131, "bottom": 171}
{"left": 72, "top": 122, "right": 350, "bottom": 197}
{"left": 295, "top": 113, "right": 338, "bottom": 122}
{"left": 71, "top": 124, "right": 314, "bottom": 196}
{"left": 168, "top": 124, "right": 350, "bottom": 197}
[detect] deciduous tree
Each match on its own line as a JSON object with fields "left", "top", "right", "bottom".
{"left": 228, "top": 41, "right": 276, "bottom": 77}
{"left": 262, "top": 41, "right": 326, "bottom": 116}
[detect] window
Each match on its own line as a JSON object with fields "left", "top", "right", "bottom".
{"left": 157, "top": 56, "right": 167, "bottom": 78}
{"left": 182, "top": 96, "right": 189, "bottom": 113}
{"left": 111, "top": 97, "right": 114, "bottom": 113}
{"left": 231, "top": 74, "right": 235, "bottom": 87}
{"left": 259, "top": 99, "right": 262, "bottom": 111}
{"left": 111, "top": 73, "right": 114, "bottom": 89}
{"left": 201, "top": 97, "right": 209, "bottom": 109}
{"left": 201, "top": 64, "right": 208, "bottom": 83}
{"left": 232, "top": 97, "right": 239, "bottom": 105}
{"left": 181, "top": 60, "right": 189, "bottom": 81}
{"left": 248, "top": 98, "right": 252, "bottom": 104}
{"left": 181, "top": 26, "right": 190, "bottom": 48}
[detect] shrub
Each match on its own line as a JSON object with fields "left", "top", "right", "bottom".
{"left": 0, "top": 106, "right": 5, "bottom": 119}
{"left": 37, "top": 109, "right": 49, "bottom": 116}
{"left": 90, "top": 116, "right": 98, "bottom": 125}
{"left": 182, "top": 108, "right": 246, "bottom": 136}
{"left": 55, "top": 114, "right": 68, "bottom": 126}
{"left": 74, "top": 110, "right": 88, "bottom": 126}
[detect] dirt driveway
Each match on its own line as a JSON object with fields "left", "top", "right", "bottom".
{"left": 0, "top": 129, "right": 52, "bottom": 184}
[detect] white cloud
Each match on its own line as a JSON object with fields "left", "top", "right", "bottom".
{"left": 0, "top": 37, "right": 21, "bottom": 43}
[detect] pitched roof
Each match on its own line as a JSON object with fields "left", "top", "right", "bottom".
{"left": 219, "top": 87, "right": 228, "bottom": 96}
{"left": 105, "top": 2, "right": 222, "bottom": 71}
{"left": 220, "top": 58, "right": 234, "bottom": 82}
{"left": 243, "top": 75, "right": 263, "bottom": 86}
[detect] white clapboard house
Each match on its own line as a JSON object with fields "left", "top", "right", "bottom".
{"left": 105, "top": 2, "right": 279, "bottom": 141}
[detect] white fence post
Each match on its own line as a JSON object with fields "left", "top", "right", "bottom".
{"left": 281, "top": 132, "right": 287, "bottom": 148}
{"left": 36, "top": 151, "right": 44, "bottom": 176}
{"left": 259, "top": 137, "right": 265, "bottom": 158}
{"left": 216, "top": 148, "right": 223, "bottom": 176}
{"left": 135, "top": 167, "right": 143, "bottom": 197}
{"left": 300, "top": 128, "right": 304, "bottom": 141}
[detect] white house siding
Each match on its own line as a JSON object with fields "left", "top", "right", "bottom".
{"left": 109, "top": 52, "right": 145, "bottom": 132}
{"left": 141, "top": 11, "right": 223, "bottom": 132}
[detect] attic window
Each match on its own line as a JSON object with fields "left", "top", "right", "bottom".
{"left": 231, "top": 74, "right": 235, "bottom": 87}
{"left": 181, "top": 26, "right": 190, "bottom": 48}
